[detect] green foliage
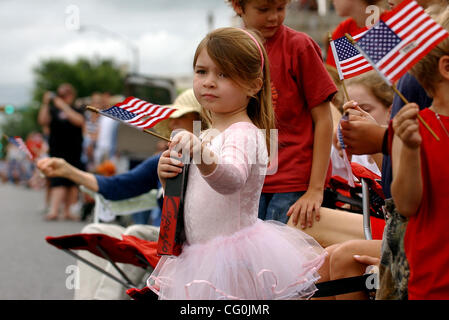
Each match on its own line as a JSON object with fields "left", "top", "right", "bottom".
{"left": 32, "top": 57, "right": 126, "bottom": 103}
{"left": 0, "top": 57, "right": 126, "bottom": 159}
{"left": 1, "top": 106, "right": 41, "bottom": 139}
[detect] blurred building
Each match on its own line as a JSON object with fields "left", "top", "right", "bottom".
{"left": 285, "top": 0, "right": 344, "bottom": 52}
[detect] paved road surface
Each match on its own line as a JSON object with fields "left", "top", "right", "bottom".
{"left": 0, "top": 183, "right": 89, "bottom": 300}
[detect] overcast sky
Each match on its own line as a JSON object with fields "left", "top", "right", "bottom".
{"left": 0, "top": 0, "right": 236, "bottom": 105}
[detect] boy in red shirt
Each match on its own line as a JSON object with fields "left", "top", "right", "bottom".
{"left": 391, "top": 9, "right": 449, "bottom": 299}
{"left": 227, "top": 0, "right": 337, "bottom": 228}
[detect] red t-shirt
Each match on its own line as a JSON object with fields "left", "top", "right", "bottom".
{"left": 404, "top": 108, "right": 449, "bottom": 299}
{"left": 263, "top": 25, "right": 337, "bottom": 193}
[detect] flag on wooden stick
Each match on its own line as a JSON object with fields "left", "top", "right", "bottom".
{"left": 99, "top": 96, "right": 176, "bottom": 130}
{"left": 7, "top": 135, "right": 34, "bottom": 160}
{"left": 351, "top": 0, "right": 449, "bottom": 85}
{"left": 329, "top": 29, "right": 373, "bottom": 80}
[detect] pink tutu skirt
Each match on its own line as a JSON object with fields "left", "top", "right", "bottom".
{"left": 147, "top": 219, "right": 327, "bottom": 300}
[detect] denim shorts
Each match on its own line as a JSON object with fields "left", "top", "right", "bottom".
{"left": 258, "top": 191, "right": 306, "bottom": 224}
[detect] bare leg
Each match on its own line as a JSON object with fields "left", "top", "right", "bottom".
{"left": 314, "top": 244, "right": 341, "bottom": 300}
{"left": 63, "top": 185, "right": 80, "bottom": 220}
{"left": 329, "top": 239, "right": 382, "bottom": 300}
{"left": 288, "top": 207, "right": 365, "bottom": 248}
{"left": 45, "top": 186, "right": 66, "bottom": 220}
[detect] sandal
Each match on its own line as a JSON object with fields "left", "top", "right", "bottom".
{"left": 44, "top": 214, "right": 59, "bottom": 221}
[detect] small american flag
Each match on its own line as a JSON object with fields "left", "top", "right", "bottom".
{"left": 354, "top": 0, "right": 449, "bottom": 84}
{"left": 9, "top": 136, "right": 34, "bottom": 160}
{"left": 330, "top": 29, "right": 373, "bottom": 80}
{"left": 100, "top": 96, "right": 176, "bottom": 130}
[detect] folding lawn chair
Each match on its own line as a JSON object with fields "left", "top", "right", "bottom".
{"left": 312, "top": 162, "right": 385, "bottom": 298}
{"left": 45, "top": 187, "right": 161, "bottom": 296}
{"left": 323, "top": 162, "right": 386, "bottom": 240}
{"left": 79, "top": 186, "right": 159, "bottom": 224}
{"left": 46, "top": 233, "right": 160, "bottom": 291}
{"left": 45, "top": 166, "right": 184, "bottom": 299}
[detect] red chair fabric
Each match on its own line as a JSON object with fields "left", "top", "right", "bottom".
{"left": 45, "top": 233, "right": 160, "bottom": 268}
{"left": 126, "top": 285, "right": 157, "bottom": 300}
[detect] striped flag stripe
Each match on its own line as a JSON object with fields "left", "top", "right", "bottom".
{"left": 127, "top": 107, "right": 172, "bottom": 125}
{"left": 386, "top": 30, "right": 449, "bottom": 80}
{"left": 131, "top": 108, "right": 176, "bottom": 129}
{"left": 380, "top": 24, "right": 444, "bottom": 77}
{"left": 99, "top": 96, "right": 176, "bottom": 131}
{"left": 379, "top": 22, "right": 441, "bottom": 71}
{"left": 342, "top": 64, "right": 373, "bottom": 75}
{"left": 116, "top": 97, "right": 139, "bottom": 108}
{"left": 340, "top": 53, "right": 366, "bottom": 65}
{"left": 375, "top": 10, "right": 433, "bottom": 67}
{"left": 341, "top": 55, "right": 369, "bottom": 69}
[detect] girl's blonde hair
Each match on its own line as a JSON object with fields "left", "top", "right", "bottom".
{"left": 410, "top": 7, "right": 449, "bottom": 97}
{"left": 346, "top": 70, "right": 394, "bottom": 109}
{"left": 193, "top": 27, "right": 276, "bottom": 156}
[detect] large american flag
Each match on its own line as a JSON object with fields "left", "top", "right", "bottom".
{"left": 330, "top": 29, "right": 373, "bottom": 80}
{"left": 8, "top": 136, "right": 34, "bottom": 160}
{"left": 100, "top": 96, "right": 176, "bottom": 130}
{"left": 354, "top": 0, "right": 449, "bottom": 84}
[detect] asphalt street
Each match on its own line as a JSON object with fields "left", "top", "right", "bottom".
{"left": 0, "top": 183, "right": 88, "bottom": 299}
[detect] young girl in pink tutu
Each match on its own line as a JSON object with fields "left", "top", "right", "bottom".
{"left": 148, "top": 27, "right": 327, "bottom": 300}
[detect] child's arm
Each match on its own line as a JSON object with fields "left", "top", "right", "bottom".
{"left": 391, "top": 103, "right": 423, "bottom": 217}
{"left": 37, "top": 157, "right": 99, "bottom": 192}
{"left": 169, "top": 129, "right": 256, "bottom": 194}
{"left": 287, "top": 101, "right": 333, "bottom": 229}
{"left": 168, "top": 131, "right": 218, "bottom": 176}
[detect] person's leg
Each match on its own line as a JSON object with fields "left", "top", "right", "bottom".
{"left": 314, "top": 244, "right": 341, "bottom": 300}
{"left": 329, "top": 239, "right": 382, "bottom": 300}
{"left": 265, "top": 192, "right": 305, "bottom": 223}
{"left": 287, "top": 207, "right": 365, "bottom": 248}
{"left": 45, "top": 180, "right": 51, "bottom": 211}
{"left": 73, "top": 223, "right": 126, "bottom": 300}
{"left": 45, "top": 186, "right": 66, "bottom": 220}
{"left": 94, "top": 225, "right": 160, "bottom": 300}
{"left": 63, "top": 185, "right": 79, "bottom": 220}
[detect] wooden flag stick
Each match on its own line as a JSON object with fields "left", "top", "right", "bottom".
{"left": 85, "top": 105, "right": 171, "bottom": 142}
{"left": 391, "top": 85, "right": 440, "bottom": 141}
{"left": 341, "top": 81, "right": 351, "bottom": 102}
{"left": 344, "top": 33, "right": 440, "bottom": 141}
